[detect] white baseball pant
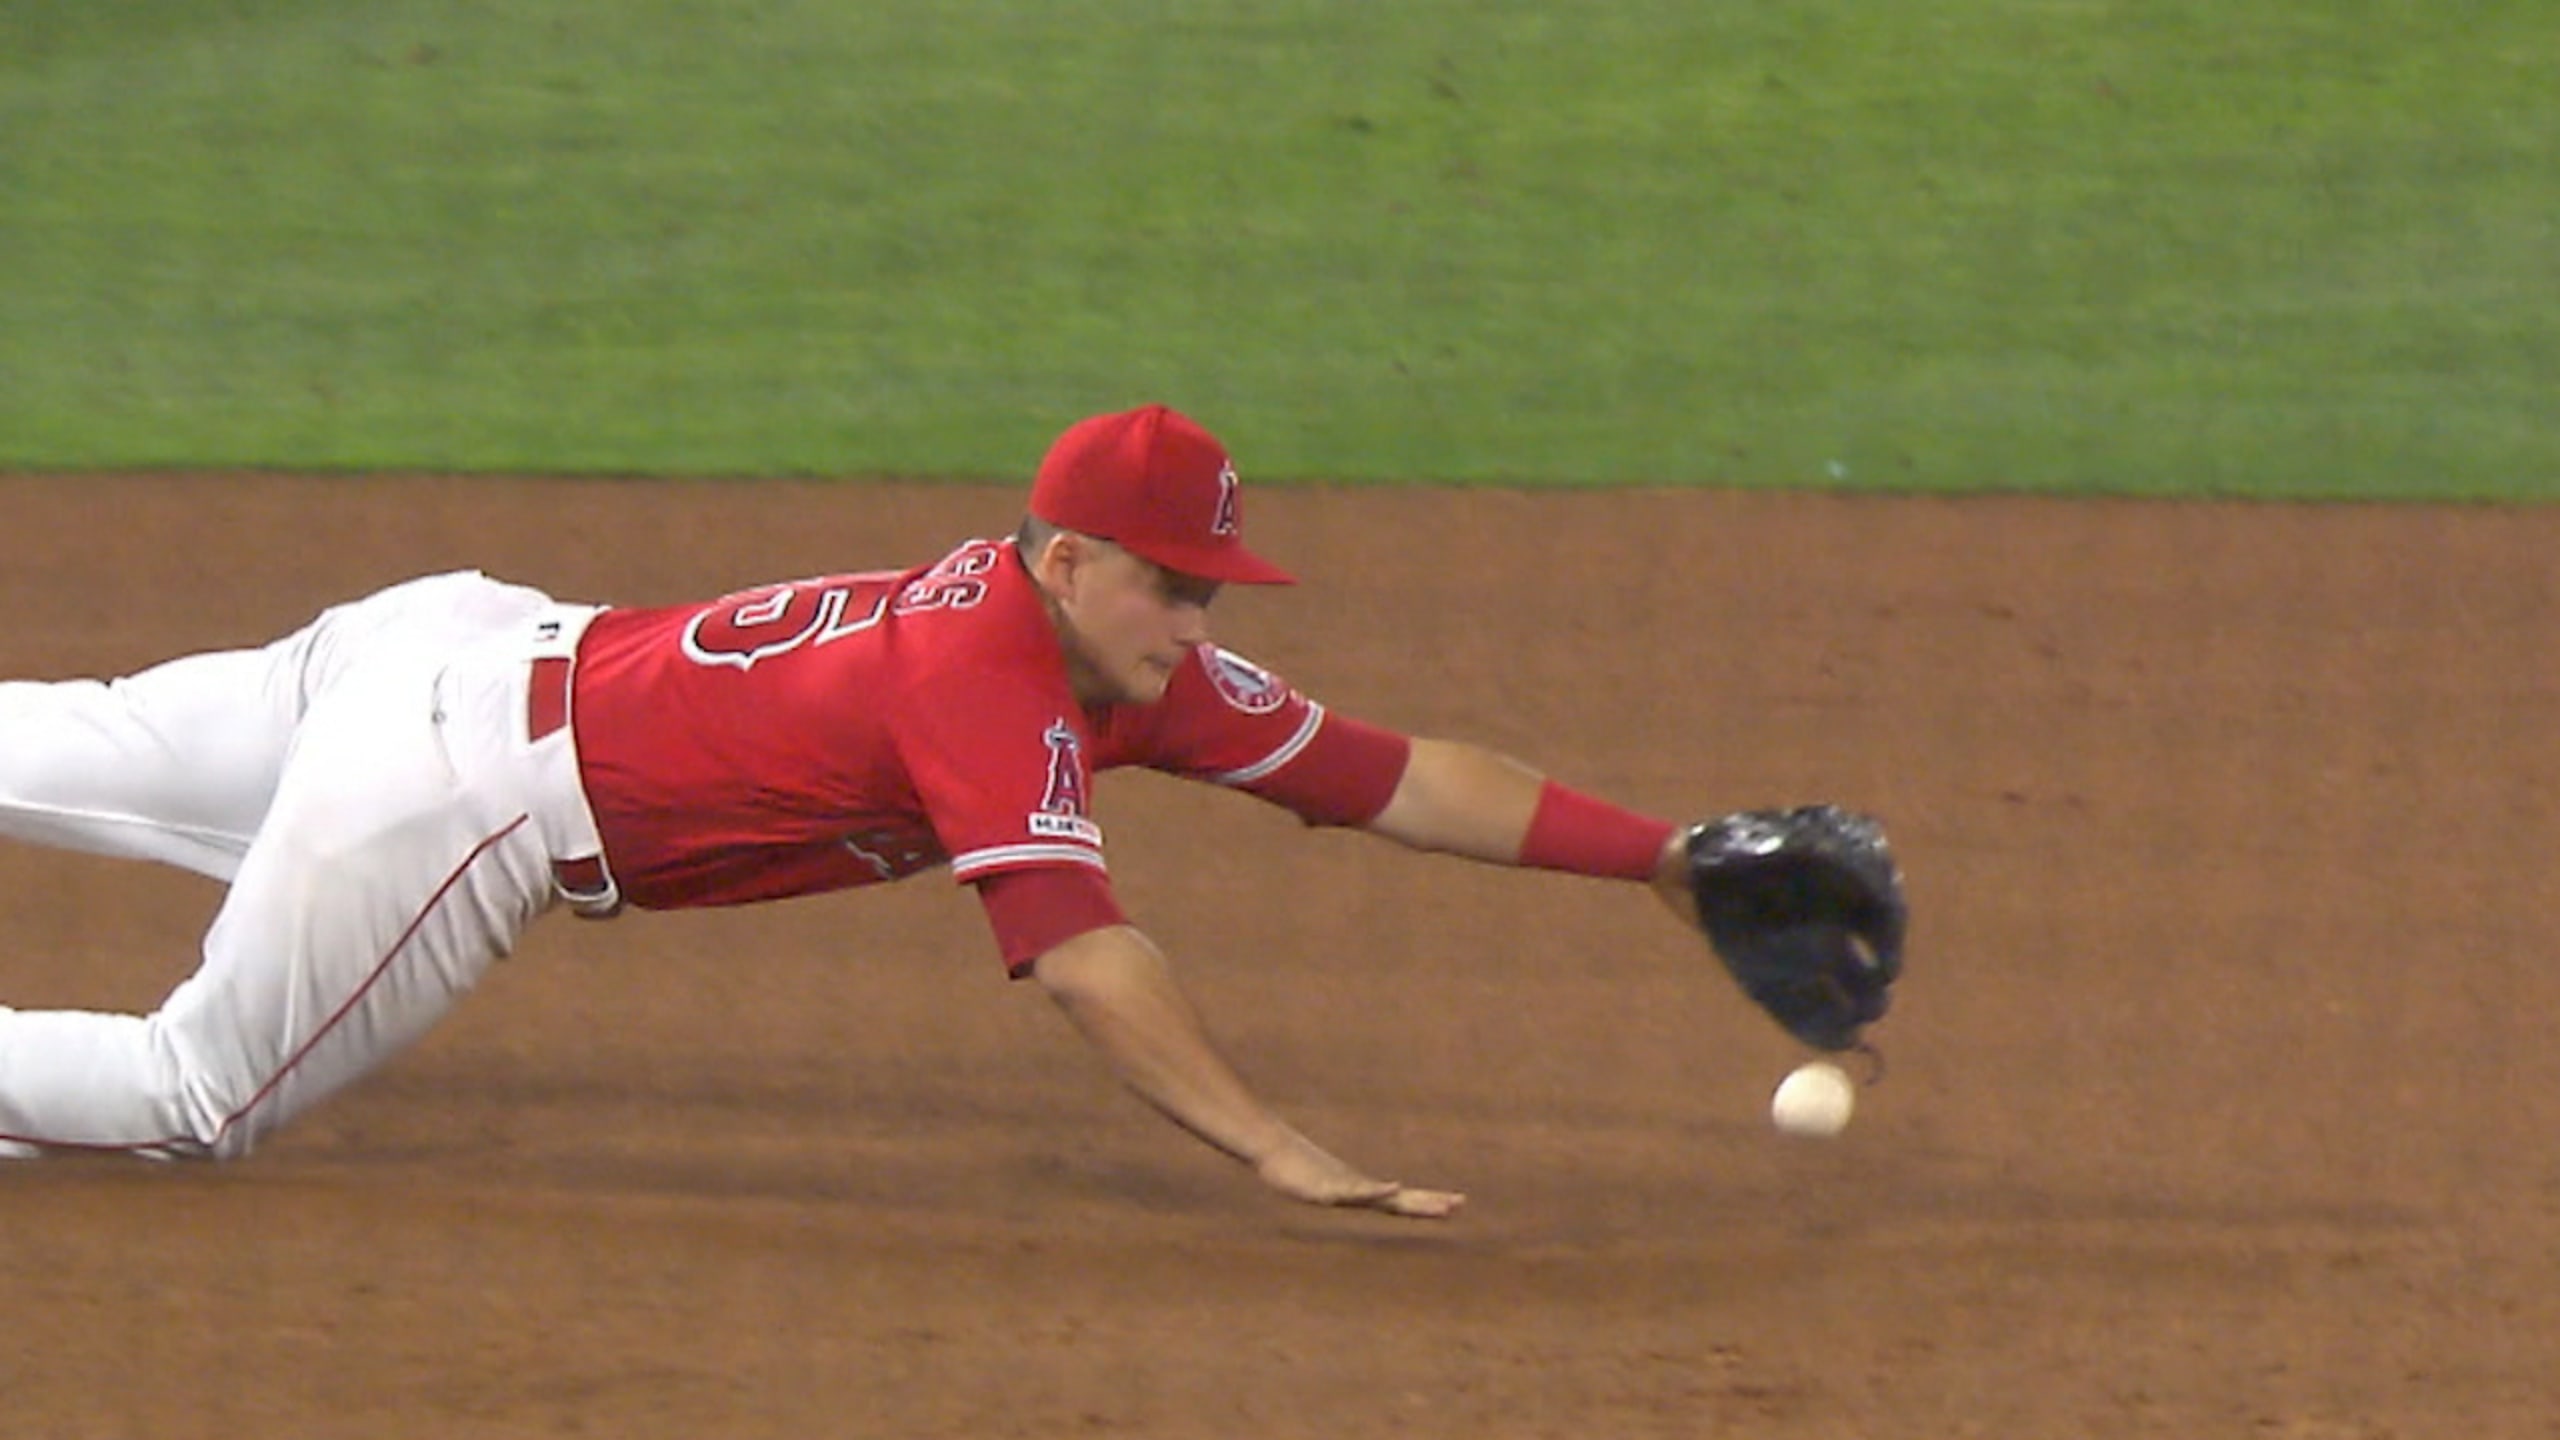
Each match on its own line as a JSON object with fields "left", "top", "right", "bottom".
{"left": 0, "top": 571, "right": 607, "bottom": 1158}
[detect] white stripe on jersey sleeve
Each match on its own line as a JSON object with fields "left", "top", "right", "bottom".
{"left": 950, "top": 843, "right": 1110, "bottom": 881}
{"left": 1212, "top": 702, "right": 1326, "bottom": 787}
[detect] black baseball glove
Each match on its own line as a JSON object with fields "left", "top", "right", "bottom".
{"left": 1685, "top": 805, "right": 1906, "bottom": 1052}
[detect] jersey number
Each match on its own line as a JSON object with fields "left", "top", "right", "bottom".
{"left": 681, "top": 543, "right": 998, "bottom": 671}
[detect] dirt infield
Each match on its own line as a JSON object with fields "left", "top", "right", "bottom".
{"left": 4, "top": 474, "right": 2556, "bottom": 1438}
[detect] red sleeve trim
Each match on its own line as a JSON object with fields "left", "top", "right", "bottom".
{"left": 1239, "top": 711, "right": 1412, "bottom": 827}
{"left": 977, "top": 866, "right": 1129, "bottom": 978}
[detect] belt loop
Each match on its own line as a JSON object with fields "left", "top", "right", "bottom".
{"left": 527, "top": 656, "right": 571, "bottom": 742}
{"left": 551, "top": 854, "right": 623, "bottom": 919}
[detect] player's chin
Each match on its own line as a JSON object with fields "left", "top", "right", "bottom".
{"left": 1122, "top": 660, "right": 1177, "bottom": 704}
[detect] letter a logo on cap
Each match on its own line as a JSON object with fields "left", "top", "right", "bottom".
{"left": 1212, "top": 462, "right": 1241, "bottom": 537}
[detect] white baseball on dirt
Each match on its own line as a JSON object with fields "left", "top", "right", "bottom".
{"left": 1770, "top": 1060, "right": 1855, "bottom": 1138}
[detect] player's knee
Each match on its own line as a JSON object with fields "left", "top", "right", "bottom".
{"left": 174, "top": 1076, "right": 274, "bottom": 1162}
{"left": 146, "top": 1083, "right": 249, "bottom": 1162}
{"left": 142, "top": 1031, "right": 270, "bottom": 1161}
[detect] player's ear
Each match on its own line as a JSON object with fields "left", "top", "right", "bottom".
{"left": 1025, "top": 527, "right": 1094, "bottom": 596}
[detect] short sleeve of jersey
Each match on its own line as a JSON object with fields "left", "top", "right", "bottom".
{"left": 978, "top": 866, "right": 1129, "bottom": 978}
{"left": 893, "top": 665, "right": 1110, "bottom": 886}
{"left": 1098, "top": 646, "right": 1412, "bottom": 828}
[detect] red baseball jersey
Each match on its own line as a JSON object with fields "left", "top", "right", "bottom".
{"left": 564, "top": 538, "right": 1407, "bottom": 962}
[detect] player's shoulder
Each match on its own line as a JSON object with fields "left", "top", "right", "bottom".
{"left": 699, "top": 535, "right": 1009, "bottom": 607}
{"left": 1096, "top": 644, "right": 1306, "bottom": 750}
{"left": 890, "top": 554, "right": 1083, "bottom": 718}
{"left": 1178, "top": 644, "right": 1297, "bottom": 717}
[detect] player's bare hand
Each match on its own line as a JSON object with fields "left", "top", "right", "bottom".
{"left": 1255, "top": 1134, "right": 1465, "bottom": 1219}
{"left": 1353, "top": 1181, "right": 1467, "bottom": 1219}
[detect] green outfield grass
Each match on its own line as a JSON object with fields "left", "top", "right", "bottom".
{"left": 2, "top": 1, "right": 2553, "bottom": 497}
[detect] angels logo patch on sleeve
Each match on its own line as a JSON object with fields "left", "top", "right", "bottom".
{"left": 1029, "top": 718, "right": 1103, "bottom": 846}
{"left": 1201, "top": 646, "right": 1289, "bottom": 715}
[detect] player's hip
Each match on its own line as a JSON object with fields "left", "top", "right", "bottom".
{"left": 430, "top": 603, "right": 619, "bottom": 917}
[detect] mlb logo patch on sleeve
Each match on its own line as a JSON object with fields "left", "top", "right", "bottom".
{"left": 1029, "top": 812, "right": 1104, "bottom": 845}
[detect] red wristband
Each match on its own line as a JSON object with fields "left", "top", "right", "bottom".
{"left": 1518, "top": 780, "right": 1676, "bottom": 881}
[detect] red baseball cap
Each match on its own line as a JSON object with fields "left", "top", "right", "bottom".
{"left": 1029, "top": 405, "right": 1295, "bottom": 586}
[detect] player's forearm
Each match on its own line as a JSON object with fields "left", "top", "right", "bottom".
{"left": 1031, "top": 924, "right": 1462, "bottom": 1217}
{"left": 1363, "top": 737, "right": 1544, "bottom": 860}
{"left": 1031, "top": 924, "right": 1298, "bottom": 1168}
{"left": 1367, "top": 738, "right": 1674, "bottom": 882}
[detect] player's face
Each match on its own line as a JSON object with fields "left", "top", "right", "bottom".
{"left": 1043, "top": 536, "right": 1219, "bottom": 706}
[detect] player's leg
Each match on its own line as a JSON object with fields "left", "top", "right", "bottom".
{"left": 0, "top": 653, "right": 555, "bottom": 1158}
{"left": 0, "top": 647, "right": 301, "bottom": 880}
{"left": 0, "top": 570, "right": 552, "bottom": 883}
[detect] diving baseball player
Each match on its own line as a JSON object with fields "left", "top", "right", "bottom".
{"left": 0, "top": 405, "right": 1901, "bottom": 1216}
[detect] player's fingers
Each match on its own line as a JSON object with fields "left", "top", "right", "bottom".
{"left": 1357, "top": 1183, "right": 1466, "bottom": 1220}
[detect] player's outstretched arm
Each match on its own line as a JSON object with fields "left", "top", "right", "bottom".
{"left": 1365, "top": 736, "right": 1696, "bottom": 930}
{"left": 1366, "top": 739, "right": 1681, "bottom": 873}
{"left": 1030, "top": 924, "right": 1464, "bottom": 1219}
{"left": 1361, "top": 738, "right": 1546, "bottom": 861}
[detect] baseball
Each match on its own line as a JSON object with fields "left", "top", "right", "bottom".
{"left": 1770, "top": 1060, "right": 1855, "bottom": 1138}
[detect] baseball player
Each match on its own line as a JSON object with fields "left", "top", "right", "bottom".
{"left": 0, "top": 405, "right": 1901, "bottom": 1217}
